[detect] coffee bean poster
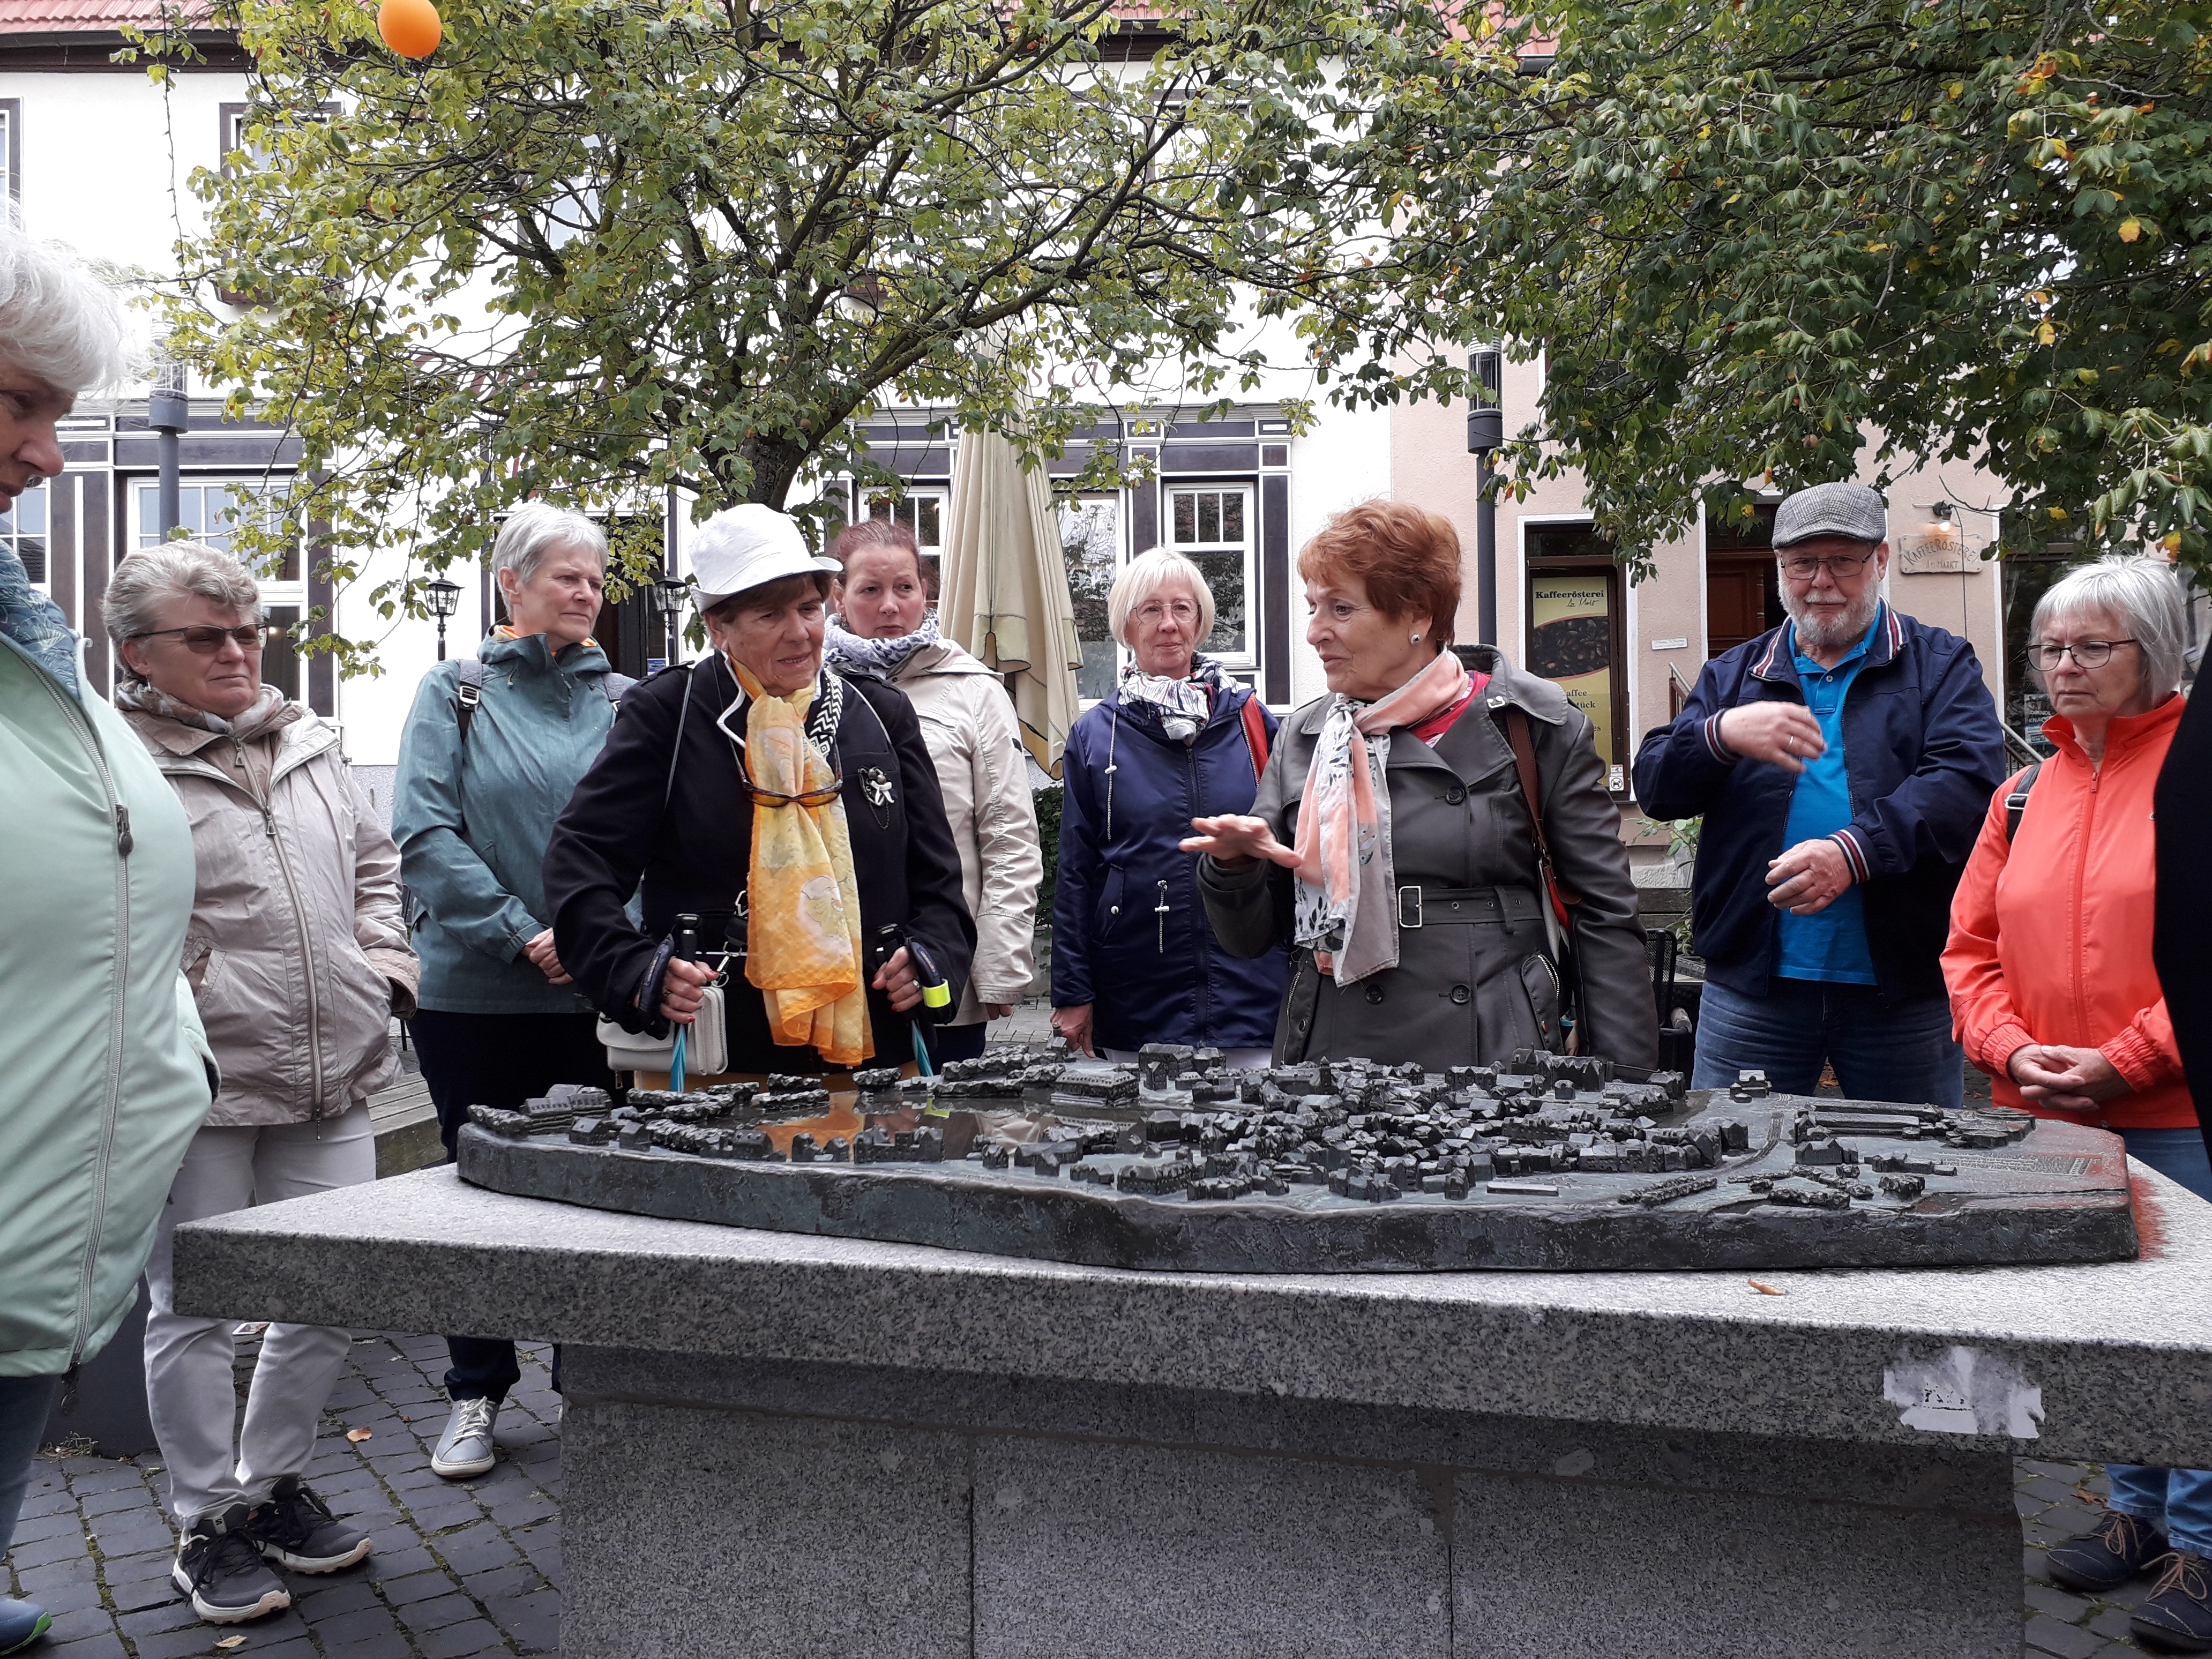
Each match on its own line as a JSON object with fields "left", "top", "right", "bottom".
{"left": 1529, "top": 572, "right": 1617, "bottom": 763}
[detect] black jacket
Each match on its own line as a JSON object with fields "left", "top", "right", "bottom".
{"left": 1632, "top": 606, "right": 2005, "bottom": 1003}
{"left": 543, "top": 656, "right": 976, "bottom": 1074}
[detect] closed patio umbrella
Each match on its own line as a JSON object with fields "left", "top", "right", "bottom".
{"left": 939, "top": 424, "right": 1081, "bottom": 778}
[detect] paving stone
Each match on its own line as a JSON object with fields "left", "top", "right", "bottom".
{"left": 75, "top": 1486, "right": 152, "bottom": 1519}
{"left": 43, "top": 1633, "right": 129, "bottom": 1659}
{"left": 2028, "top": 1579, "right": 2096, "bottom": 1621}
{"left": 12, "top": 1559, "right": 91, "bottom": 1596}
{"left": 101, "top": 1570, "right": 180, "bottom": 1613}
{"left": 11, "top": 1507, "right": 93, "bottom": 1542}
{"left": 399, "top": 1590, "right": 482, "bottom": 1634}
{"left": 363, "top": 1544, "right": 439, "bottom": 1582}
{"left": 2028, "top": 1611, "right": 2115, "bottom": 1658}
{"left": 19, "top": 1576, "right": 106, "bottom": 1617}
{"left": 435, "top": 1521, "right": 519, "bottom": 1575}
{"left": 131, "top": 1621, "right": 245, "bottom": 1659}
{"left": 116, "top": 1596, "right": 203, "bottom": 1638}
{"left": 8, "top": 1531, "right": 87, "bottom": 1569}
{"left": 65, "top": 1467, "right": 144, "bottom": 1497}
{"left": 419, "top": 1616, "right": 514, "bottom": 1658}
{"left": 488, "top": 1585, "right": 558, "bottom": 1650}
{"left": 288, "top": 1574, "right": 383, "bottom": 1617}
{"left": 41, "top": 1604, "right": 126, "bottom": 1645}
{"left": 2087, "top": 1604, "right": 2140, "bottom": 1639}
{"left": 308, "top": 1603, "right": 407, "bottom": 1646}
{"left": 380, "top": 1567, "right": 465, "bottom": 1607}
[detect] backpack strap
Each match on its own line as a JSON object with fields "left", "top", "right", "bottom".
{"left": 604, "top": 671, "right": 637, "bottom": 708}
{"left": 452, "top": 658, "right": 488, "bottom": 749}
{"left": 1238, "top": 695, "right": 1269, "bottom": 784}
{"left": 2005, "top": 761, "right": 2043, "bottom": 843}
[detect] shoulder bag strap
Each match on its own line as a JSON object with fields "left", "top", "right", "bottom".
{"left": 2005, "top": 760, "right": 2043, "bottom": 843}
{"left": 1238, "top": 694, "right": 1269, "bottom": 784}
{"left": 452, "top": 658, "right": 488, "bottom": 749}
{"left": 1498, "top": 706, "right": 1582, "bottom": 921}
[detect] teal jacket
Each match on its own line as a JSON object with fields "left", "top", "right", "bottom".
{"left": 0, "top": 630, "right": 216, "bottom": 1377}
{"left": 394, "top": 630, "right": 620, "bottom": 1014}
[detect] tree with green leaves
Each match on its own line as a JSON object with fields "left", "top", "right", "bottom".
{"left": 1316, "top": 0, "right": 2212, "bottom": 570}
{"left": 141, "top": 0, "right": 1447, "bottom": 664}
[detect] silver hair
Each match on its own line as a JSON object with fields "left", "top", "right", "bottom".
{"left": 492, "top": 502, "right": 609, "bottom": 591}
{"left": 2031, "top": 555, "right": 2190, "bottom": 699}
{"left": 103, "top": 541, "right": 263, "bottom": 679}
{"left": 1108, "top": 547, "right": 1216, "bottom": 648}
{"left": 0, "top": 216, "right": 128, "bottom": 397}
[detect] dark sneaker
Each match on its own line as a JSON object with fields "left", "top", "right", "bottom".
{"left": 245, "top": 1475, "right": 373, "bottom": 1573}
{"left": 0, "top": 1596, "right": 51, "bottom": 1655}
{"left": 171, "top": 1505, "right": 290, "bottom": 1624}
{"left": 2135, "top": 1552, "right": 2212, "bottom": 1653}
{"left": 2047, "top": 1508, "right": 2168, "bottom": 1590}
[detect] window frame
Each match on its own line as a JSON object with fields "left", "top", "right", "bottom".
{"left": 1164, "top": 481, "right": 1258, "bottom": 669}
{"left": 1523, "top": 520, "right": 1631, "bottom": 787}
{"left": 0, "top": 101, "right": 20, "bottom": 206}
{"left": 1, "top": 478, "right": 51, "bottom": 592}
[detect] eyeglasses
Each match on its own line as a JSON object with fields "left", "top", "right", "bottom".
{"left": 1134, "top": 600, "right": 1200, "bottom": 625}
{"left": 1778, "top": 549, "right": 1879, "bottom": 581}
{"left": 737, "top": 771, "right": 845, "bottom": 811}
{"left": 2030, "top": 639, "right": 2138, "bottom": 670}
{"left": 131, "top": 624, "right": 272, "bottom": 654}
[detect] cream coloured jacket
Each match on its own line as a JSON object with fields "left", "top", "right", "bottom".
{"left": 122, "top": 698, "right": 417, "bottom": 1125}
{"left": 886, "top": 640, "right": 1041, "bottom": 1019}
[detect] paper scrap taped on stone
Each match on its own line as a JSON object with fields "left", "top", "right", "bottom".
{"left": 1882, "top": 1344, "right": 2043, "bottom": 1438}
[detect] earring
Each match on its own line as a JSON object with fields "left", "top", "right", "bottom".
{"left": 1409, "top": 632, "right": 1422, "bottom": 644}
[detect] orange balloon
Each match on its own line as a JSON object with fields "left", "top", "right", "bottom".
{"left": 376, "top": 0, "right": 441, "bottom": 58}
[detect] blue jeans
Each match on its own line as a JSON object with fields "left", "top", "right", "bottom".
{"left": 0, "top": 1372, "right": 62, "bottom": 1561}
{"left": 2106, "top": 1128, "right": 2212, "bottom": 1555}
{"left": 1691, "top": 978, "right": 1964, "bottom": 1110}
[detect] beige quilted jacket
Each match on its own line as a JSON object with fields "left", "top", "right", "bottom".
{"left": 886, "top": 641, "right": 1041, "bottom": 1020}
{"left": 121, "top": 693, "right": 417, "bottom": 1125}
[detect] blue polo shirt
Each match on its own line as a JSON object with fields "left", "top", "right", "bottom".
{"left": 1774, "top": 607, "right": 1881, "bottom": 985}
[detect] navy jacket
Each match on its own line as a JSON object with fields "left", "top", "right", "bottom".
{"left": 1052, "top": 683, "right": 1289, "bottom": 1052}
{"left": 1632, "top": 606, "right": 2005, "bottom": 1002}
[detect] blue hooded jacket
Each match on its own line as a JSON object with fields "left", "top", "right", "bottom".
{"left": 1632, "top": 605, "right": 2005, "bottom": 1003}
{"left": 1052, "top": 680, "right": 1289, "bottom": 1052}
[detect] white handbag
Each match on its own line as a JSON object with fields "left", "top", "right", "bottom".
{"left": 598, "top": 986, "right": 729, "bottom": 1077}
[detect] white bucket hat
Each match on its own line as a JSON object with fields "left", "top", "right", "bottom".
{"left": 689, "top": 504, "right": 841, "bottom": 607}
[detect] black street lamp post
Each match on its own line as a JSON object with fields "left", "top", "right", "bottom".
{"left": 653, "top": 572, "right": 689, "bottom": 667}
{"left": 1465, "top": 346, "right": 1504, "bottom": 646}
{"left": 424, "top": 576, "right": 461, "bottom": 661}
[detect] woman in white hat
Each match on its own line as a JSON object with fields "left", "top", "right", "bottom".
{"left": 543, "top": 505, "right": 976, "bottom": 1077}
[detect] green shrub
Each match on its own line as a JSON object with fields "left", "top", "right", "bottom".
{"left": 1033, "top": 782, "right": 1064, "bottom": 928}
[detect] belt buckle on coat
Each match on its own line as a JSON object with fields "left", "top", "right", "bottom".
{"left": 1397, "top": 885, "right": 1424, "bottom": 928}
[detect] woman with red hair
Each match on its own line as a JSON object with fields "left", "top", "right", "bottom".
{"left": 1187, "top": 499, "right": 1656, "bottom": 1072}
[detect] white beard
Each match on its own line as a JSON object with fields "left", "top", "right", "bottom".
{"left": 1784, "top": 587, "right": 1878, "bottom": 653}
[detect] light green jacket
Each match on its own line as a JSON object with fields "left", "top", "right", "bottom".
{"left": 0, "top": 634, "right": 215, "bottom": 1377}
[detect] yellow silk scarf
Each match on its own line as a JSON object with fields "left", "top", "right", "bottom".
{"left": 728, "top": 655, "right": 872, "bottom": 1066}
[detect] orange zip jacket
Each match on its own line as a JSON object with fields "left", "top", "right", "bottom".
{"left": 1942, "top": 694, "right": 2192, "bottom": 1129}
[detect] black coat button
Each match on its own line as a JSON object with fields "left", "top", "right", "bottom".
{"left": 1445, "top": 785, "right": 1467, "bottom": 805}
{"left": 1365, "top": 984, "right": 1385, "bottom": 1005}
{"left": 1449, "top": 984, "right": 1471, "bottom": 1005}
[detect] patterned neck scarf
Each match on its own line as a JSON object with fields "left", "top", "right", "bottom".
{"left": 0, "top": 547, "right": 77, "bottom": 697}
{"left": 824, "top": 612, "right": 939, "bottom": 681}
{"left": 114, "top": 679, "right": 297, "bottom": 741}
{"left": 723, "top": 654, "right": 871, "bottom": 1067}
{"left": 1292, "top": 649, "right": 1470, "bottom": 987}
{"left": 1120, "top": 655, "right": 1228, "bottom": 743}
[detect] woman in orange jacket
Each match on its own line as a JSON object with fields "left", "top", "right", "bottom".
{"left": 1942, "top": 554, "right": 2210, "bottom": 1650}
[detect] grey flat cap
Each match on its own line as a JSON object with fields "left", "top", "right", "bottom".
{"left": 1773, "top": 482, "right": 1888, "bottom": 548}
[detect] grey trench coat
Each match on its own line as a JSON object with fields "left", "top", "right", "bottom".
{"left": 1199, "top": 646, "right": 1658, "bottom": 1073}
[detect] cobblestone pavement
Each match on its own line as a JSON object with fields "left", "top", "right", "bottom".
{"left": 8, "top": 1334, "right": 559, "bottom": 1658}
{"left": 3, "top": 1320, "right": 2179, "bottom": 1657}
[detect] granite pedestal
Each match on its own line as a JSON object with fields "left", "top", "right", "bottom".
{"left": 174, "top": 1163, "right": 2212, "bottom": 1658}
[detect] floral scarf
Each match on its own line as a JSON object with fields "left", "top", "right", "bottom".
{"left": 1291, "top": 649, "right": 1471, "bottom": 987}
{"left": 824, "top": 612, "right": 940, "bottom": 682}
{"left": 0, "top": 547, "right": 77, "bottom": 696}
{"left": 725, "top": 656, "right": 872, "bottom": 1067}
{"left": 1120, "top": 655, "right": 1230, "bottom": 743}
{"left": 113, "top": 679, "right": 297, "bottom": 741}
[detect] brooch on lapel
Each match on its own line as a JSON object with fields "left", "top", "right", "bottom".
{"left": 861, "top": 767, "right": 895, "bottom": 808}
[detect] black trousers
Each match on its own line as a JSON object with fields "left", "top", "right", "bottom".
{"left": 409, "top": 1008, "right": 615, "bottom": 1402}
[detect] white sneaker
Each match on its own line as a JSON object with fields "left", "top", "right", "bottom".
{"left": 430, "top": 1397, "right": 499, "bottom": 1480}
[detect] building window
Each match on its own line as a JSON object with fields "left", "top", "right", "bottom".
{"left": 0, "top": 102, "right": 19, "bottom": 205}
{"left": 1, "top": 480, "right": 48, "bottom": 588}
{"left": 1060, "top": 494, "right": 1122, "bottom": 701}
{"left": 1526, "top": 522, "right": 1628, "bottom": 787}
{"left": 1168, "top": 484, "right": 1253, "bottom": 663}
{"left": 133, "top": 479, "right": 305, "bottom": 699}
{"left": 861, "top": 486, "right": 947, "bottom": 584}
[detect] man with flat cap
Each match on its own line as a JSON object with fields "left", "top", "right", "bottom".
{"left": 1635, "top": 481, "right": 2006, "bottom": 1107}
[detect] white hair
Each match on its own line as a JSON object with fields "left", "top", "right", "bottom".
{"left": 1108, "top": 547, "right": 1215, "bottom": 648}
{"left": 2031, "top": 555, "right": 2189, "bottom": 700}
{"left": 492, "top": 502, "right": 609, "bottom": 589}
{"left": 103, "top": 541, "right": 263, "bottom": 679}
{"left": 0, "top": 218, "right": 127, "bottom": 397}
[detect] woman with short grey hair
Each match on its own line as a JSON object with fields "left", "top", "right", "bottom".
{"left": 393, "top": 498, "right": 622, "bottom": 1482}
{"left": 109, "top": 539, "right": 417, "bottom": 1627}
{"left": 0, "top": 223, "right": 216, "bottom": 1656}
{"left": 1946, "top": 554, "right": 2212, "bottom": 1646}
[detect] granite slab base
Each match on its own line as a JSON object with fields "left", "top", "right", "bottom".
{"left": 559, "top": 1347, "right": 2018, "bottom": 1659}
